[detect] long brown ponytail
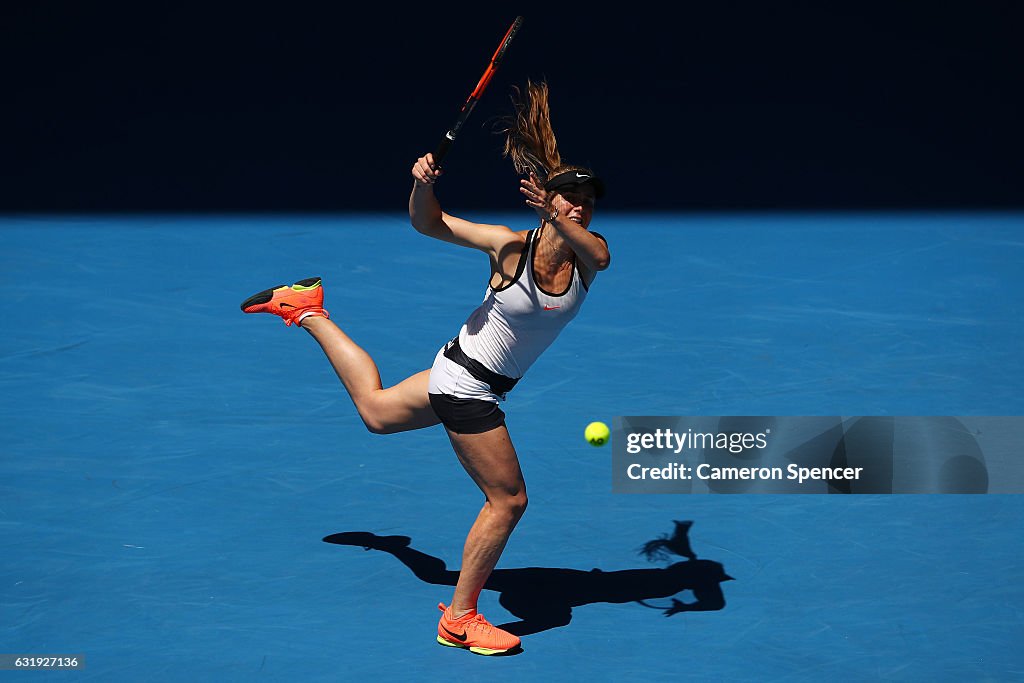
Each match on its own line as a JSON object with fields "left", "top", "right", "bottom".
{"left": 495, "top": 79, "right": 564, "bottom": 179}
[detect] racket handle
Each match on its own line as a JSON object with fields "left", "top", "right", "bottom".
{"left": 433, "top": 133, "right": 454, "bottom": 166}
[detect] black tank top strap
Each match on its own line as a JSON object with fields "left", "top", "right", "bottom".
{"left": 492, "top": 229, "right": 534, "bottom": 293}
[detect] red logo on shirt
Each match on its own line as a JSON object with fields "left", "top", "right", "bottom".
{"left": 543, "top": 305, "right": 561, "bottom": 310}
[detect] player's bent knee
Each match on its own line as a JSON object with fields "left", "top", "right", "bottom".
{"left": 511, "top": 494, "right": 528, "bottom": 519}
{"left": 363, "top": 420, "right": 390, "bottom": 435}
{"left": 364, "top": 418, "right": 411, "bottom": 435}
{"left": 357, "top": 391, "right": 425, "bottom": 435}
{"left": 358, "top": 410, "right": 395, "bottom": 435}
{"left": 493, "top": 491, "right": 528, "bottom": 521}
{"left": 514, "top": 492, "right": 528, "bottom": 517}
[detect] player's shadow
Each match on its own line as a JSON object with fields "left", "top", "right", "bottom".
{"left": 323, "top": 520, "right": 733, "bottom": 636}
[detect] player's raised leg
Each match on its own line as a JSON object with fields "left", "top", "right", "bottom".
{"left": 301, "top": 317, "right": 439, "bottom": 433}
{"left": 241, "top": 277, "right": 440, "bottom": 434}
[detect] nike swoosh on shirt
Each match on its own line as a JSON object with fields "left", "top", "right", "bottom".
{"left": 544, "top": 305, "right": 561, "bottom": 310}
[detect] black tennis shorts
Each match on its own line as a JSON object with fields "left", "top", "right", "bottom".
{"left": 428, "top": 393, "right": 506, "bottom": 435}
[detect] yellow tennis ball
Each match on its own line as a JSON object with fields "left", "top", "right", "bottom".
{"left": 585, "top": 421, "right": 610, "bottom": 447}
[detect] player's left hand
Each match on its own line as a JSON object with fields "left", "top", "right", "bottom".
{"left": 520, "top": 172, "right": 556, "bottom": 220}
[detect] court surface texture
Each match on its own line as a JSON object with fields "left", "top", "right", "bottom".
{"left": 2, "top": 212, "right": 1022, "bottom": 680}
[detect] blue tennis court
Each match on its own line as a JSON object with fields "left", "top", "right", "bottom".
{"left": 2, "top": 212, "right": 1022, "bottom": 680}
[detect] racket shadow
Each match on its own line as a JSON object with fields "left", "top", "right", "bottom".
{"left": 323, "top": 521, "right": 733, "bottom": 637}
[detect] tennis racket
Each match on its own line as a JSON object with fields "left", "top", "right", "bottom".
{"left": 432, "top": 16, "right": 523, "bottom": 166}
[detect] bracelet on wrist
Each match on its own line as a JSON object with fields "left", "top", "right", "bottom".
{"left": 546, "top": 209, "right": 559, "bottom": 223}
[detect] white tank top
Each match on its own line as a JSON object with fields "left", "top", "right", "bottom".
{"left": 456, "top": 227, "right": 594, "bottom": 380}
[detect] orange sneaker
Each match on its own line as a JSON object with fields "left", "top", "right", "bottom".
{"left": 240, "top": 277, "right": 330, "bottom": 327}
{"left": 436, "top": 603, "right": 521, "bottom": 655}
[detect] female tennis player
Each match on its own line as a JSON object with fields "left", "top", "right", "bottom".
{"left": 241, "top": 80, "right": 609, "bottom": 655}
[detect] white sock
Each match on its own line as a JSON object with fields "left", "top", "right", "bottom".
{"left": 296, "top": 308, "right": 327, "bottom": 325}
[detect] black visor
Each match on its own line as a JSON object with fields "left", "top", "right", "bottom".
{"left": 544, "top": 170, "right": 606, "bottom": 199}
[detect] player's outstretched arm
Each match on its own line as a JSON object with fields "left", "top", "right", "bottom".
{"left": 409, "top": 153, "right": 519, "bottom": 258}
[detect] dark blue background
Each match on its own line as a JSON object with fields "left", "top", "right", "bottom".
{"left": 2, "top": 2, "right": 1021, "bottom": 210}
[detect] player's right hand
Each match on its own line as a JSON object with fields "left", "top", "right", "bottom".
{"left": 412, "top": 153, "right": 442, "bottom": 187}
